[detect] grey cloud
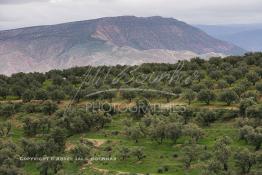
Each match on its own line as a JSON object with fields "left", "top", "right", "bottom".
{"left": 0, "top": 0, "right": 48, "bottom": 4}
{"left": 0, "top": 0, "right": 262, "bottom": 30}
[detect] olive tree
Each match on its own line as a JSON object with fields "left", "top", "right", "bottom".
{"left": 0, "top": 140, "right": 23, "bottom": 174}
{"left": 35, "top": 89, "right": 48, "bottom": 101}
{"left": 196, "top": 110, "right": 216, "bottom": 127}
{"left": 165, "top": 122, "right": 182, "bottom": 144}
{"left": 118, "top": 146, "right": 130, "bottom": 160}
{"left": 234, "top": 148, "right": 256, "bottom": 175}
{"left": 255, "top": 82, "right": 262, "bottom": 94}
{"left": 197, "top": 89, "right": 216, "bottom": 105}
{"left": 183, "top": 123, "right": 204, "bottom": 142}
{"left": 22, "top": 89, "right": 34, "bottom": 102}
{"left": 246, "top": 72, "right": 259, "bottom": 85}
{"left": 50, "top": 90, "right": 65, "bottom": 103}
{"left": 204, "top": 160, "right": 223, "bottom": 175}
{"left": 239, "top": 98, "right": 256, "bottom": 117}
{"left": 0, "top": 87, "right": 8, "bottom": 100}
{"left": 150, "top": 121, "right": 166, "bottom": 144}
{"left": 126, "top": 126, "right": 143, "bottom": 143}
{"left": 41, "top": 100, "right": 58, "bottom": 115}
{"left": 182, "top": 143, "right": 201, "bottom": 169}
{"left": 71, "top": 144, "right": 91, "bottom": 164}
{"left": 132, "top": 147, "right": 146, "bottom": 161}
{"left": 213, "top": 136, "right": 232, "bottom": 171}
{"left": 38, "top": 160, "right": 63, "bottom": 175}
{"left": 183, "top": 89, "right": 196, "bottom": 105}
{"left": 0, "top": 104, "right": 15, "bottom": 118}
{"left": 224, "top": 75, "right": 236, "bottom": 86}
{"left": 131, "top": 98, "right": 150, "bottom": 119}
{"left": 246, "top": 104, "right": 262, "bottom": 120}
{"left": 219, "top": 90, "right": 239, "bottom": 106}
{"left": 0, "top": 121, "right": 11, "bottom": 137}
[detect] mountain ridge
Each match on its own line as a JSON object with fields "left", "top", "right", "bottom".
{"left": 0, "top": 16, "right": 244, "bottom": 75}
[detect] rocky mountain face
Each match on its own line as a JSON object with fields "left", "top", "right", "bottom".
{"left": 0, "top": 16, "right": 244, "bottom": 75}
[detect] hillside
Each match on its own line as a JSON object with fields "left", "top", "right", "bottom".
{"left": 0, "top": 53, "right": 262, "bottom": 175}
{"left": 0, "top": 16, "right": 244, "bottom": 75}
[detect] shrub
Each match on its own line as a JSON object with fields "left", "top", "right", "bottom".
{"left": 157, "top": 167, "right": 164, "bottom": 173}
{"left": 172, "top": 153, "right": 178, "bottom": 158}
{"left": 163, "top": 165, "right": 169, "bottom": 172}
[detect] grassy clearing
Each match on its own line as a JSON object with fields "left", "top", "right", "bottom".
{"left": 62, "top": 112, "right": 250, "bottom": 175}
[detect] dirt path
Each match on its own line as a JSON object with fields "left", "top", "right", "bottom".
{"left": 78, "top": 138, "right": 145, "bottom": 175}
{"left": 0, "top": 99, "right": 239, "bottom": 111}
{"left": 66, "top": 138, "right": 107, "bottom": 151}
{"left": 87, "top": 139, "right": 107, "bottom": 148}
{"left": 65, "top": 143, "right": 76, "bottom": 151}
{"left": 85, "top": 165, "right": 145, "bottom": 175}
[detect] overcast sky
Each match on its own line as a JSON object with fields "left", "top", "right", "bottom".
{"left": 0, "top": 0, "right": 262, "bottom": 30}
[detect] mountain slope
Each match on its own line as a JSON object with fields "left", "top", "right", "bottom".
{"left": 0, "top": 16, "right": 244, "bottom": 75}
{"left": 90, "top": 16, "right": 244, "bottom": 54}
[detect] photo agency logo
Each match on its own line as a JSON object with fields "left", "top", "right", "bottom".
{"left": 64, "top": 61, "right": 201, "bottom": 115}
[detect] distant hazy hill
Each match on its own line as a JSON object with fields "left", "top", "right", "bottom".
{"left": 0, "top": 16, "right": 244, "bottom": 75}
{"left": 197, "top": 24, "right": 262, "bottom": 52}
{"left": 221, "top": 29, "right": 262, "bottom": 52}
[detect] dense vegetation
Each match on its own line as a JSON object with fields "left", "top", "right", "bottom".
{"left": 0, "top": 52, "right": 262, "bottom": 175}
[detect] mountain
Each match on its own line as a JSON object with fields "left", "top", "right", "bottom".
{"left": 222, "top": 29, "right": 262, "bottom": 52}
{"left": 197, "top": 24, "right": 262, "bottom": 51}
{"left": 0, "top": 16, "right": 244, "bottom": 75}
